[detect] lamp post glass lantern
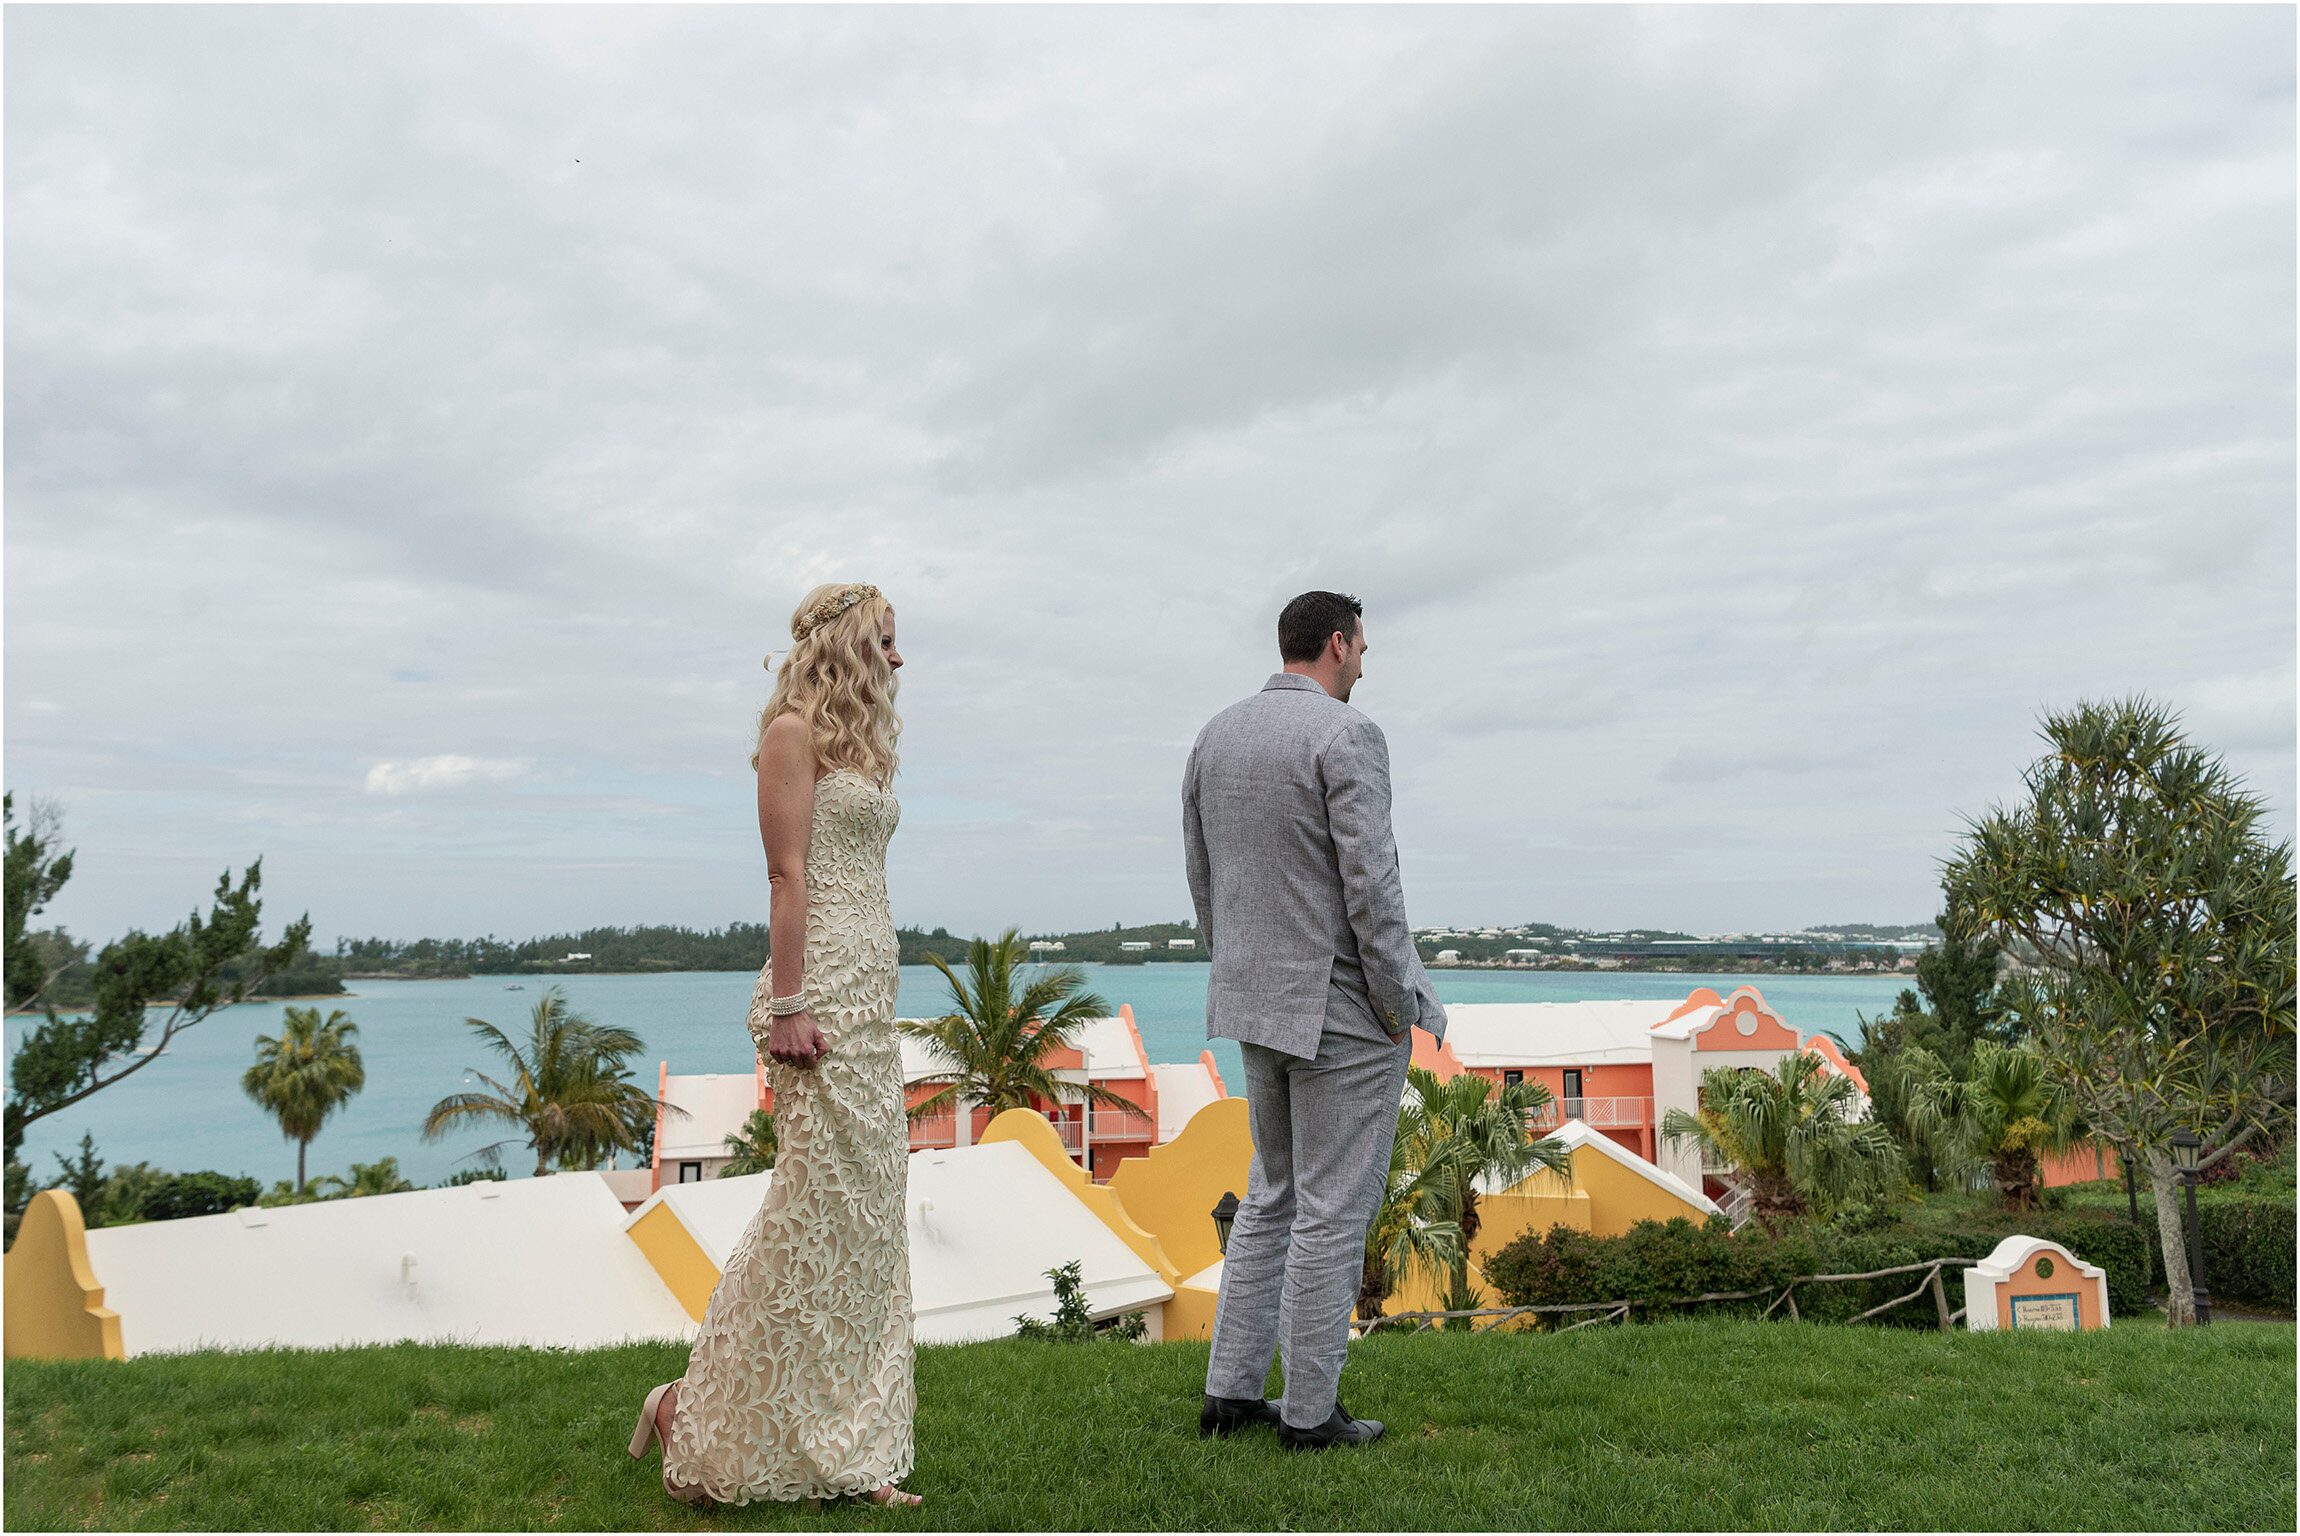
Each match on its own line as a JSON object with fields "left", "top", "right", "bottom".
{"left": 1211, "top": 1191, "right": 1240, "bottom": 1257}
{"left": 2168, "top": 1129, "right": 2211, "bottom": 1325}
{"left": 2170, "top": 1128, "right": 2200, "bottom": 1174}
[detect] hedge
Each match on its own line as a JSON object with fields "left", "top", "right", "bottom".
{"left": 1898, "top": 1213, "right": 2153, "bottom": 1319}
{"left": 125, "top": 1171, "right": 261, "bottom": 1224}
{"left": 2198, "top": 1200, "right": 2297, "bottom": 1311}
{"left": 1482, "top": 1212, "right": 2155, "bottom": 1326}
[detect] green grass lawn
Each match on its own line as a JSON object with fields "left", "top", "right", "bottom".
{"left": 6, "top": 1321, "right": 2292, "bottom": 1531}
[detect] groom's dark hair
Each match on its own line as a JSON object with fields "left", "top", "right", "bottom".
{"left": 1277, "top": 591, "right": 1364, "bottom": 662}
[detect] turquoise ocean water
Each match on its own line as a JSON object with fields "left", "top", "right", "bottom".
{"left": 5, "top": 966, "right": 1912, "bottom": 1190}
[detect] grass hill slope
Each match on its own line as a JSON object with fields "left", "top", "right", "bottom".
{"left": 5, "top": 1321, "right": 2289, "bottom": 1530}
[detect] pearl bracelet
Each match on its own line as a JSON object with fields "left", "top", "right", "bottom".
{"left": 766, "top": 991, "right": 808, "bottom": 1017}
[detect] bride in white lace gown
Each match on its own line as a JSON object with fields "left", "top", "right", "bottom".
{"left": 628, "top": 582, "right": 920, "bottom": 1509}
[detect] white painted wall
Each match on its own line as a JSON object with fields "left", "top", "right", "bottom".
{"left": 82, "top": 1172, "right": 694, "bottom": 1357}
{"left": 1648, "top": 1035, "right": 1704, "bottom": 1188}
{"left": 628, "top": 1141, "right": 1171, "bottom": 1345}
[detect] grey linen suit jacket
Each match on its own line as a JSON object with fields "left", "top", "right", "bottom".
{"left": 1183, "top": 672, "right": 1446, "bottom": 1061}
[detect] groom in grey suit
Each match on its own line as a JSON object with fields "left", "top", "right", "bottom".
{"left": 1183, "top": 590, "right": 1446, "bottom": 1450}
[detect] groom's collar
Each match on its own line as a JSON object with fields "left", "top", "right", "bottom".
{"left": 1262, "top": 672, "right": 1325, "bottom": 694}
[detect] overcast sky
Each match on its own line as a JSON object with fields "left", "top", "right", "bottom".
{"left": 6, "top": 4, "right": 2293, "bottom": 951}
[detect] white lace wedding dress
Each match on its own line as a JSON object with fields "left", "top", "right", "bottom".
{"left": 662, "top": 768, "right": 913, "bottom": 1504}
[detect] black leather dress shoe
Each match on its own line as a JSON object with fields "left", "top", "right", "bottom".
{"left": 1278, "top": 1402, "right": 1385, "bottom": 1450}
{"left": 1199, "top": 1394, "right": 1284, "bottom": 1438}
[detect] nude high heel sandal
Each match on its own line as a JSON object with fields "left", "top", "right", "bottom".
{"left": 628, "top": 1382, "right": 673, "bottom": 1460}
{"left": 631, "top": 1381, "right": 707, "bottom": 1504}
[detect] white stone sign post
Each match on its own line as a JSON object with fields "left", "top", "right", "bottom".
{"left": 1962, "top": 1234, "right": 2110, "bottom": 1332}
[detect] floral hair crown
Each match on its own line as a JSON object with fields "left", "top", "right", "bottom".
{"left": 787, "top": 583, "right": 883, "bottom": 645}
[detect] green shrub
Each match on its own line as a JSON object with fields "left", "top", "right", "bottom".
{"left": 1012, "top": 1259, "right": 1146, "bottom": 1342}
{"left": 2199, "top": 1200, "right": 2297, "bottom": 1311}
{"left": 1483, "top": 1210, "right": 2155, "bottom": 1326}
{"left": 1484, "top": 1218, "right": 1823, "bottom": 1324}
{"left": 96, "top": 1162, "right": 170, "bottom": 1225}
{"left": 136, "top": 1171, "right": 261, "bottom": 1222}
{"left": 438, "top": 1168, "right": 508, "bottom": 1188}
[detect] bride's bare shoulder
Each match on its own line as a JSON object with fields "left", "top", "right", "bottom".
{"left": 757, "top": 711, "right": 818, "bottom": 774}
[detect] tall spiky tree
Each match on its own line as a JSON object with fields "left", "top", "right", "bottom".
{"left": 1662, "top": 1054, "right": 1902, "bottom": 1231}
{"left": 1906, "top": 1041, "right": 2082, "bottom": 1209}
{"left": 901, "top": 929, "right": 1137, "bottom": 1129}
{"left": 1943, "top": 697, "right": 2295, "bottom": 1325}
{"left": 420, "top": 988, "right": 675, "bottom": 1176}
{"left": 4, "top": 793, "right": 75, "bottom": 1010}
{"left": 242, "top": 1006, "right": 366, "bottom": 1195}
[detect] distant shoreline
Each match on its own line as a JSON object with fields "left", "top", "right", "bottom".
{"left": 4, "top": 990, "right": 353, "bottom": 1016}
{"left": 1421, "top": 961, "right": 1914, "bottom": 978}
{"left": 5, "top": 963, "right": 1914, "bottom": 1015}
{"left": 336, "top": 959, "right": 1905, "bottom": 980}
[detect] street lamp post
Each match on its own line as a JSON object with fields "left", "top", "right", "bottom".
{"left": 2169, "top": 1129, "right": 2211, "bottom": 1326}
{"left": 1210, "top": 1191, "right": 1240, "bottom": 1257}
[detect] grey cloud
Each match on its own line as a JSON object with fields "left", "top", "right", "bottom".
{"left": 5, "top": 5, "right": 2290, "bottom": 943}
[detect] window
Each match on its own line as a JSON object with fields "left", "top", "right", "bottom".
{"left": 1503, "top": 1070, "right": 1523, "bottom": 1087}
{"left": 678, "top": 1162, "right": 703, "bottom": 1184}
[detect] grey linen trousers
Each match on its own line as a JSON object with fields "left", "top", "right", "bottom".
{"left": 1204, "top": 983, "right": 1412, "bottom": 1429}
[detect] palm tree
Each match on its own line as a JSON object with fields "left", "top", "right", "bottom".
{"left": 1662, "top": 1054, "right": 1902, "bottom": 1231}
{"left": 314, "top": 1157, "right": 416, "bottom": 1199}
{"left": 900, "top": 930, "right": 1138, "bottom": 1129}
{"left": 556, "top": 1041, "right": 663, "bottom": 1173}
{"left": 721, "top": 1109, "right": 777, "bottom": 1177}
{"left": 242, "top": 1006, "right": 366, "bottom": 1194}
{"left": 1906, "top": 1041, "right": 2080, "bottom": 1209}
{"left": 420, "top": 988, "right": 676, "bottom": 1176}
{"left": 1377, "top": 1067, "right": 1573, "bottom": 1315}
{"left": 1398, "top": 1067, "right": 1573, "bottom": 1251}
{"left": 1358, "top": 1131, "right": 1465, "bottom": 1321}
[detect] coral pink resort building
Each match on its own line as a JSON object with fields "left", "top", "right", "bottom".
{"left": 1412, "top": 984, "right": 2110, "bottom": 1205}
{"left": 1410, "top": 985, "right": 1869, "bottom": 1203}
{"left": 637, "top": 984, "right": 2109, "bottom": 1215}
{"left": 645, "top": 1005, "right": 1227, "bottom": 1200}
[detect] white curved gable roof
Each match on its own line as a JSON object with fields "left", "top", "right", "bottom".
{"left": 1442, "top": 999, "right": 1695, "bottom": 1068}
{"left": 657, "top": 1070, "right": 763, "bottom": 1161}
{"left": 1484, "top": 1118, "right": 1722, "bottom": 1216}
{"left": 81, "top": 1171, "right": 694, "bottom": 1357}
{"left": 1150, "top": 1061, "right": 1222, "bottom": 1142}
{"left": 629, "top": 1140, "right": 1171, "bottom": 1344}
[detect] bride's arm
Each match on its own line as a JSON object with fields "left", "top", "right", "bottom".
{"left": 758, "top": 712, "right": 826, "bottom": 1069}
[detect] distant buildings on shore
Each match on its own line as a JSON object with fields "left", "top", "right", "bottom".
{"left": 1414, "top": 923, "right": 1937, "bottom": 972}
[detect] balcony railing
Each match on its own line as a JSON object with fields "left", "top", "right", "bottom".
{"left": 1527, "top": 1096, "right": 1651, "bottom": 1129}
{"left": 909, "top": 1113, "right": 957, "bottom": 1151}
{"left": 1089, "top": 1108, "right": 1157, "bottom": 1142}
{"left": 1044, "top": 1111, "right": 1084, "bottom": 1153}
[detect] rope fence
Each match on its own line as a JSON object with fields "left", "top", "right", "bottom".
{"left": 1353, "top": 1257, "right": 1981, "bottom": 1337}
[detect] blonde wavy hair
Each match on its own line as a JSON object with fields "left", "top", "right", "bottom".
{"left": 751, "top": 583, "right": 901, "bottom": 787}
